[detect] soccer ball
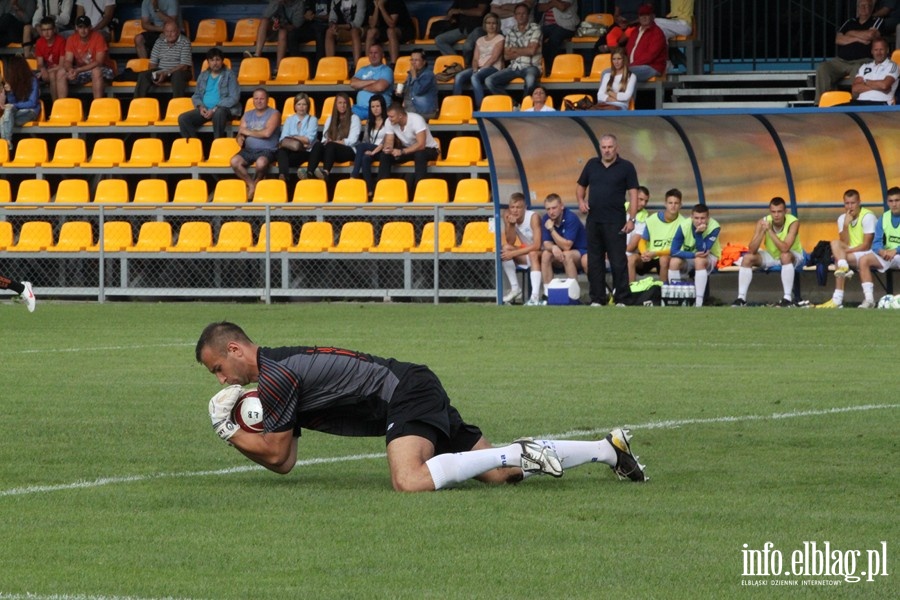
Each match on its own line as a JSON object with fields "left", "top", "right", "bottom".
{"left": 231, "top": 389, "right": 264, "bottom": 433}
{"left": 877, "top": 295, "right": 893, "bottom": 309}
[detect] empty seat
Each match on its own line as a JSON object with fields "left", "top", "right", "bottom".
{"left": 156, "top": 97, "right": 194, "bottom": 126}
{"left": 0, "top": 180, "right": 10, "bottom": 205}
{"left": 412, "top": 178, "right": 449, "bottom": 204}
{"left": 8, "top": 221, "right": 53, "bottom": 252}
{"left": 291, "top": 179, "right": 328, "bottom": 204}
{"left": 193, "top": 18, "right": 227, "bottom": 45}
{"left": 199, "top": 137, "right": 241, "bottom": 168}
{"left": 121, "top": 137, "right": 164, "bottom": 167}
{"left": 267, "top": 56, "right": 310, "bottom": 85}
{"left": 0, "top": 220, "right": 13, "bottom": 249}
{"left": 210, "top": 178, "right": 248, "bottom": 206}
{"left": 14, "top": 179, "right": 51, "bottom": 205}
{"left": 0, "top": 143, "right": 8, "bottom": 165}
{"left": 128, "top": 220, "right": 173, "bottom": 252}
{"left": 120, "top": 97, "right": 160, "bottom": 126}
{"left": 372, "top": 178, "right": 409, "bottom": 205}
{"left": 48, "top": 221, "right": 94, "bottom": 252}
{"left": 7, "top": 138, "right": 48, "bottom": 167}
{"left": 110, "top": 58, "right": 151, "bottom": 88}
{"left": 306, "top": 56, "right": 349, "bottom": 85}
{"left": 370, "top": 221, "right": 415, "bottom": 253}
{"left": 562, "top": 93, "right": 595, "bottom": 110}
{"left": 237, "top": 56, "right": 271, "bottom": 85}
{"left": 436, "top": 136, "right": 481, "bottom": 166}
{"left": 171, "top": 178, "right": 209, "bottom": 206}
{"left": 96, "top": 221, "right": 134, "bottom": 251}
{"left": 451, "top": 221, "right": 495, "bottom": 253}
{"left": 251, "top": 179, "right": 288, "bottom": 204}
{"left": 93, "top": 178, "right": 130, "bottom": 205}
{"left": 291, "top": 221, "right": 334, "bottom": 252}
{"left": 168, "top": 221, "right": 213, "bottom": 252}
{"left": 54, "top": 179, "right": 91, "bottom": 205}
{"left": 541, "top": 54, "right": 585, "bottom": 83}
{"left": 249, "top": 221, "right": 294, "bottom": 252}
{"left": 132, "top": 179, "right": 169, "bottom": 205}
{"left": 393, "top": 56, "right": 411, "bottom": 83}
{"left": 208, "top": 221, "right": 254, "bottom": 252}
{"left": 819, "top": 90, "right": 851, "bottom": 107}
{"left": 41, "top": 98, "right": 82, "bottom": 127}
{"left": 433, "top": 55, "right": 465, "bottom": 83}
{"left": 110, "top": 19, "right": 142, "bottom": 47}
{"left": 78, "top": 97, "right": 121, "bottom": 126}
{"left": 44, "top": 138, "right": 87, "bottom": 168}
{"left": 451, "top": 178, "right": 490, "bottom": 204}
{"left": 331, "top": 178, "right": 369, "bottom": 204}
{"left": 479, "top": 94, "right": 514, "bottom": 112}
{"left": 84, "top": 138, "right": 126, "bottom": 168}
{"left": 224, "top": 18, "right": 262, "bottom": 46}
{"left": 329, "top": 221, "right": 374, "bottom": 253}
{"left": 429, "top": 95, "right": 474, "bottom": 125}
{"left": 160, "top": 138, "right": 204, "bottom": 167}
{"left": 412, "top": 221, "right": 456, "bottom": 253}
{"left": 583, "top": 53, "right": 612, "bottom": 82}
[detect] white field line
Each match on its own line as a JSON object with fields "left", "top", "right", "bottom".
{"left": 0, "top": 595, "right": 193, "bottom": 600}
{"left": 0, "top": 343, "right": 194, "bottom": 355}
{"left": 1, "top": 403, "right": 896, "bottom": 500}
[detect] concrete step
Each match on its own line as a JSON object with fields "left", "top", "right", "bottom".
{"left": 662, "top": 101, "right": 793, "bottom": 109}
{"left": 672, "top": 87, "right": 806, "bottom": 97}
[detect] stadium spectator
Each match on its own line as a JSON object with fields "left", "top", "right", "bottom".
{"left": 351, "top": 94, "right": 389, "bottom": 195}
{"left": 276, "top": 92, "right": 318, "bottom": 186}
{"left": 541, "top": 193, "right": 588, "bottom": 293}
{"left": 179, "top": 47, "right": 241, "bottom": 140}
{"left": 56, "top": 14, "right": 115, "bottom": 99}
{"left": 655, "top": 0, "right": 693, "bottom": 39}
{"left": 847, "top": 38, "right": 899, "bottom": 105}
{"left": 377, "top": 102, "right": 441, "bottom": 188}
{"left": 491, "top": 0, "right": 526, "bottom": 33}
{"left": 576, "top": 133, "right": 638, "bottom": 305}
{"left": 0, "top": 0, "right": 35, "bottom": 51}
{"left": 135, "top": 0, "right": 181, "bottom": 59}
{"left": 23, "top": 0, "right": 73, "bottom": 57}
{"left": 75, "top": 0, "right": 116, "bottom": 42}
{"left": 669, "top": 204, "right": 721, "bottom": 307}
{"left": 602, "top": 0, "right": 641, "bottom": 49}
{"left": 619, "top": 3, "right": 668, "bottom": 82}
{"left": 303, "top": 91, "right": 361, "bottom": 182}
{"left": 398, "top": 48, "right": 438, "bottom": 120}
{"left": 244, "top": 0, "right": 318, "bottom": 71}
{"left": 325, "top": 0, "right": 365, "bottom": 67}
{"left": 432, "top": 0, "right": 488, "bottom": 66}
{"left": 135, "top": 19, "right": 191, "bottom": 98}
{"left": 485, "top": 3, "right": 542, "bottom": 98}
{"left": 452, "top": 12, "right": 504, "bottom": 109}
{"left": 596, "top": 46, "right": 636, "bottom": 109}
{"left": 856, "top": 186, "right": 900, "bottom": 308}
{"left": 0, "top": 56, "right": 40, "bottom": 149}
{"left": 815, "top": 0, "right": 882, "bottom": 104}
{"left": 349, "top": 43, "right": 394, "bottom": 119}
{"left": 230, "top": 87, "right": 281, "bottom": 200}
{"left": 521, "top": 84, "right": 554, "bottom": 110}
{"left": 196, "top": 321, "right": 647, "bottom": 489}
{"left": 817, "top": 189, "right": 878, "bottom": 308}
{"left": 501, "top": 192, "right": 544, "bottom": 305}
{"left": 873, "top": 0, "right": 900, "bottom": 36}
{"left": 0, "top": 274, "right": 35, "bottom": 312}
{"left": 732, "top": 197, "right": 803, "bottom": 308}
{"left": 34, "top": 16, "right": 66, "bottom": 100}
{"left": 365, "top": 0, "right": 415, "bottom": 67}
{"left": 536, "top": 0, "right": 578, "bottom": 76}
{"left": 628, "top": 188, "right": 686, "bottom": 285}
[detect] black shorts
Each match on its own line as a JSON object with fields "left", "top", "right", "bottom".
{"left": 637, "top": 257, "right": 660, "bottom": 275}
{"left": 373, "top": 25, "right": 414, "bottom": 44}
{"left": 385, "top": 365, "right": 483, "bottom": 455}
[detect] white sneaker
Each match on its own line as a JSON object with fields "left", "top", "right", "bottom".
{"left": 503, "top": 288, "right": 522, "bottom": 304}
{"left": 524, "top": 298, "right": 542, "bottom": 306}
{"left": 858, "top": 299, "right": 875, "bottom": 309}
{"left": 20, "top": 281, "right": 36, "bottom": 313}
{"left": 515, "top": 438, "right": 563, "bottom": 477}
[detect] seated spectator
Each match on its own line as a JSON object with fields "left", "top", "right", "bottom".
{"left": 75, "top": 0, "right": 116, "bottom": 42}
{"left": 0, "top": 55, "right": 41, "bottom": 150}
{"left": 602, "top": 0, "right": 641, "bottom": 50}
{"left": 365, "top": 0, "right": 415, "bottom": 67}
{"left": 452, "top": 12, "right": 504, "bottom": 109}
{"left": 349, "top": 43, "right": 394, "bottom": 119}
{"left": 244, "top": 0, "right": 318, "bottom": 71}
{"left": 34, "top": 16, "right": 66, "bottom": 101}
{"left": 325, "top": 0, "right": 365, "bottom": 67}
{"left": 303, "top": 91, "right": 361, "bottom": 182}
{"left": 179, "top": 48, "right": 242, "bottom": 140}
{"left": 491, "top": 0, "right": 523, "bottom": 33}
{"left": 655, "top": 0, "right": 693, "bottom": 39}
{"left": 628, "top": 188, "right": 687, "bottom": 283}
{"left": 596, "top": 47, "right": 636, "bottom": 109}
{"left": 816, "top": 189, "right": 878, "bottom": 309}
{"left": 56, "top": 14, "right": 115, "bottom": 99}
{"left": 135, "top": 0, "right": 182, "bottom": 59}
{"left": 537, "top": 0, "right": 578, "bottom": 76}
{"left": 619, "top": 3, "right": 668, "bottom": 82}
{"left": 351, "top": 94, "right": 389, "bottom": 195}
{"left": 540, "top": 192, "right": 588, "bottom": 290}
{"left": 485, "top": 3, "right": 543, "bottom": 98}
{"left": 522, "top": 85, "right": 554, "bottom": 111}
{"left": 848, "top": 38, "right": 898, "bottom": 105}
{"left": 433, "top": 0, "right": 488, "bottom": 66}
{"left": 24, "top": 0, "right": 73, "bottom": 58}
{"left": 815, "top": 0, "right": 882, "bottom": 104}
{"left": 669, "top": 203, "right": 721, "bottom": 307}
{"left": 398, "top": 49, "right": 438, "bottom": 120}
{"left": 501, "top": 192, "right": 544, "bottom": 305}
{"left": 0, "top": 0, "right": 35, "bottom": 51}
{"left": 276, "top": 92, "right": 319, "bottom": 186}
{"left": 732, "top": 196, "right": 803, "bottom": 307}
{"left": 135, "top": 20, "right": 192, "bottom": 98}
{"left": 377, "top": 102, "right": 441, "bottom": 189}
{"left": 857, "top": 186, "right": 900, "bottom": 308}
{"left": 230, "top": 87, "right": 281, "bottom": 200}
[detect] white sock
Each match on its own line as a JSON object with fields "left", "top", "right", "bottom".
{"left": 833, "top": 290, "right": 844, "bottom": 305}
{"left": 738, "top": 266, "right": 753, "bottom": 300}
{"left": 862, "top": 282, "right": 874, "bottom": 302}
{"left": 694, "top": 270, "right": 707, "bottom": 306}
{"left": 425, "top": 444, "right": 521, "bottom": 490}
{"left": 837, "top": 259, "right": 849, "bottom": 269}
{"left": 530, "top": 270, "right": 542, "bottom": 300}
{"left": 533, "top": 439, "right": 616, "bottom": 468}
{"left": 780, "top": 263, "right": 795, "bottom": 300}
{"left": 668, "top": 270, "right": 682, "bottom": 283}
{"left": 502, "top": 260, "right": 518, "bottom": 292}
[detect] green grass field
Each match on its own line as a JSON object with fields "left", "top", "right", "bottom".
{"left": 1, "top": 301, "right": 897, "bottom": 599}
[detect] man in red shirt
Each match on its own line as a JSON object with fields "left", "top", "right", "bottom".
{"left": 56, "top": 14, "right": 115, "bottom": 99}
{"left": 34, "top": 17, "right": 66, "bottom": 100}
{"left": 621, "top": 3, "right": 667, "bottom": 81}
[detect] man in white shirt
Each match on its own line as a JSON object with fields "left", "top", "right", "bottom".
{"left": 849, "top": 37, "right": 899, "bottom": 104}
{"left": 377, "top": 103, "right": 441, "bottom": 190}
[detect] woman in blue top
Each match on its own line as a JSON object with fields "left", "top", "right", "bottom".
{"left": 0, "top": 56, "right": 41, "bottom": 149}
{"left": 276, "top": 92, "right": 319, "bottom": 186}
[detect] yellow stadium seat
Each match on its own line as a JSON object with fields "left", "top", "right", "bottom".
{"left": 121, "top": 137, "right": 164, "bottom": 168}
{"left": 198, "top": 57, "right": 232, "bottom": 73}
{"left": 267, "top": 56, "right": 310, "bottom": 85}
{"left": 0, "top": 220, "right": 13, "bottom": 248}
{"left": 0, "top": 143, "right": 8, "bottom": 165}
{"left": 433, "top": 55, "right": 464, "bottom": 83}
{"left": 193, "top": 18, "right": 227, "bottom": 45}
{"left": 372, "top": 178, "right": 409, "bottom": 205}
{"left": 291, "top": 221, "right": 334, "bottom": 252}
{"left": 479, "top": 94, "right": 514, "bottom": 112}
{"left": 167, "top": 221, "right": 212, "bottom": 252}
{"left": 583, "top": 53, "right": 612, "bottom": 82}
{"left": 291, "top": 179, "right": 328, "bottom": 204}
{"left": 250, "top": 221, "right": 294, "bottom": 252}
{"left": 7, "top": 221, "right": 54, "bottom": 252}
{"left": 252, "top": 179, "right": 288, "bottom": 204}
{"left": 210, "top": 178, "right": 248, "bottom": 206}
{"left": 224, "top": 18, "right": 261, "bottom": 46}
{"left": 819, "top": 90, "right": 851, "bottom": 107}
{"left": 436, "top": 136, "right": 481, "bottom": 167}
{"left": 132, "top": 179, "right": 169, "bottom": 205}
{"left": 329, "top": 221, "right": 374, "bottom": 253}
{"left": 521, "top": 94, "right": 555, "bottom": 110}
{"left": 170, "top": 178, "right": 209, "bottom": 206}
{"left": 160, "top": 138, "right": 204, "bottom": 167}
{"left": 236, "top": 96, "right": 277, "bottom": 124}
{"left": 562, "top": 93, "right": 595, "bottom": 110}
{"left": 331, "top": 178, "right": 369, "bottom": 204}
{"left": 542, "top": 54, "right": 585, "bottom": 83}
{"left": 78, "top": 97, "right": 121, "bottom": 126}
{"left": 84, "top": 138, "right": 125, "bottom": 168}
{"left": 96, "top": 221, "right": 135, "bottom": 252}
{"left": 110, "top": 19, "right": 142, "bottom": 47}
{"left": 200, "top": 137, "right": 241, "bottom": 168}
{"left": 238, "top": 56, "right": 271, "bottom": 85}
{"left": 429, "top": 95, "right": 473, "bottom": 125}
{"left": 54, "top": 179, "right": 91, "bottom": 205}
{"left": 208, "top": 221, "right": 253, "bottom": 252}
{"left": 412, "top": 178, "right": 449, "bottom": 204}
{"left": 370, "top": 221, "right": 415, "bottom": 253}
{"left": 48, "top": 221, "right": 94, "bottom": 252}
{"left": 18, "top": 99, "right": 44, "bottom": 128}
{"left": 120, "top": 97, "right": 160, "bottom": 126}
{"left": 44, "top": 138, "right": 87, "bottom": 168}
{"left": 111, "top": 58, "right": 151, "bottom": 87}
{"left": 156, "top": 97, "right": 194, "bottom": 126}
{"left": 393, "top": 56, "right": 411, "bottom": 83}
{"left": 307, "top": 56, "right": 349, "bottom": 85}
{"left": 92, "top": 178, "right": 130, "bottom": 205}
{"left": 129, "top": 221, "right": 173, "bottom": 252}
{"left": 570, "top": 13, "right": 614, "bottom": 50}
{"left": 7, "top": 138, "right": 48, "bottom": 167}
{"left": 14, "top": 179, "right": 51, "bottom": 205}
{"left": 41, "top": 98, "right": 83, "bottom": 127}
{"left": 451, "top": 221, "right": 495, "bottom": 253}
{"left": 412, "top": 221, "right": 456, "bottom": 253}
{"left": 0, "top": 180, "right": 10, "bottom": 205}
{"left": 452, "top": 178, "right": 491, "bottom": 204}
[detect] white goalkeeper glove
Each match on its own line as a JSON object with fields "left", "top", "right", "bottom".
{"left": 209, "top": 385, "right": 242, "bottom": 443}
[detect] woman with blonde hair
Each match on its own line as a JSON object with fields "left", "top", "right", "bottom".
{"left": 276, "top": 92, "right": 319, "bottom": 185}
{"left": 596, "top": 47, "right": 637, "bottom": 110}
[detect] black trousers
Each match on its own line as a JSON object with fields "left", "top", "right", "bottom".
{"left": 586, "top": 220, "right": 631, "bottom": 304}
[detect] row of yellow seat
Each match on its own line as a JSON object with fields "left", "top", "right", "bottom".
{"left": 0, "top": 177, "right": 491, "bottom": 206}
{"left": 1, "top": 135, "right": 486, "bottom": 170}
{"left": 0, "top": 219, "right": 495, "bottom": 254}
